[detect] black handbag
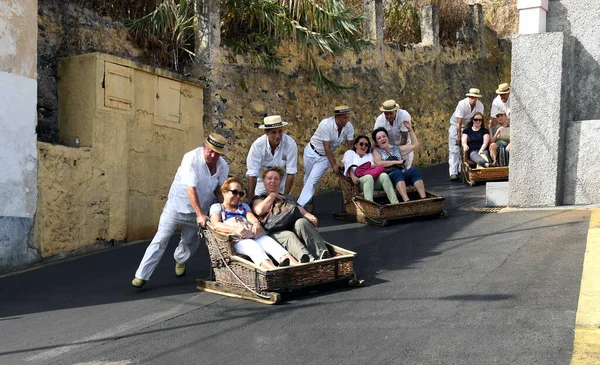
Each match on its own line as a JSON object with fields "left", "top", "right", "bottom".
{"left": 259, "top": 196, "right": 303, "bottom": 232}
{"left": 384, "top": 155, "right": 405, "bottom": 174}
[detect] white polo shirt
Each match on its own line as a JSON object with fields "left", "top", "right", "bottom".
{"left": 374, "top": 109, "right": 411, "bottom": 147}
{"left": 309, "top": 116, "right": 355, "bottom": 155}
{"left": 167, "top": 147, "right": 229, "bottom": 214}
{"left": 450, "top": 97, "right": 484, "bottom": 126}
{"left": 491, "top": 95, "right": 511, "bottom": 121}
{"left": 246, "top": 134, "right": 298, "bottom": 195}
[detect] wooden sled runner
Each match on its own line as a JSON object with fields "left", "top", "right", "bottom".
{"left": 460, "top": 150, "right": 508, "bottom": 186}
{"left": 332, "top": 171, "right": 447, "bottom": 227}
{"left": 197, "top": 225, "right": 364, "bottom": 304}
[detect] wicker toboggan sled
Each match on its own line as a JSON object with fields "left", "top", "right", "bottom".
{"left": 460, "top": 149, "right": 508, "bottom": 186}
{"left": 332, "top": 170, "right": 447, "bottom": 226}
{"left": 196, "top": 224, "right": 363, "bottom": 304}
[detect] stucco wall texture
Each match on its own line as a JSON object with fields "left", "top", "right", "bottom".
{"left": 509, "top": 0, "right": 600, "bottom": 206}
{"left": 0, "top": 0, "right": 39, "bottom": 273}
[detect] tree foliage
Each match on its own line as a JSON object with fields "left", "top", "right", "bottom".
{"left": 221, "top": 0, "right": 370, "bottom": 90}
{"left": 124, "top": 0, "right": 197, "bottom": 71}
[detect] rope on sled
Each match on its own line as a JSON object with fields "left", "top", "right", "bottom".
{"left": 200, "top": 227, "right": 272, "bottom": 300}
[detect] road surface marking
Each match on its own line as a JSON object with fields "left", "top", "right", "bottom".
{"left": 571, "top": 209, "right": 600, "bottom": 365}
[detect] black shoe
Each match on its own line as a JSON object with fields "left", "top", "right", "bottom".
{"left": 319, "top": 250, "right": 331, "bottom": 260}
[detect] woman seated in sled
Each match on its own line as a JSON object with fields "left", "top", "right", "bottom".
{"left": 210, "top": 177, "right": 298, "bottom": 269}
{"left": 252, "top": 167, "right": 331, "bottom": 261}
{"left": 461, "top": 112, "right": 492, "bottom": 168}
{"left": 341, "top": 135, "right": 399, "bottom": 204}
{"left": 372, "top": 122, "right": 426, "bottom": 202}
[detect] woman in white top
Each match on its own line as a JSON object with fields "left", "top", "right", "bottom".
{"left": 342, "top": 135, "right": 399, "bottom": 204}
{"left": 209, "top": 177, "right": 298, "bottom": 269}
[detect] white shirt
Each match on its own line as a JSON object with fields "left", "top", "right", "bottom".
{"left": 491, "top": 95, "right": 511, "bottom": 121}
{"left": 374, "top": 109, "right": 411, "bottom": 147}
{"left": 246, "top": 134, "right": 298, "bottom": 195}
{"left": 167, "top": 147, "right": 229, "bottom": 214}
{"left": 450, "top": 98, "right": 484, "bottom": 126}
{"left": 342, "top": 150, "right": 375, "bottom": 176}
{"left": 309, "top": 116, "right": 355, "bottom": 155}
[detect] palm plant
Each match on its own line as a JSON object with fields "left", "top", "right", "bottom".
{"left": 125, "top": 0, "right": 197, "bottom": 71}
{"left": 221, "top": 0, "right": 370, "bottom": 90}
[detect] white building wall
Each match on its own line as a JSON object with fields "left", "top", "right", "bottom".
{"left": 0, "top": 0, "right": 40, "bottom": 272}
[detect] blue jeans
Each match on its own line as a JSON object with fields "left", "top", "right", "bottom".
{"left": 389, "top": 166, "right": 423, "bottom": 186}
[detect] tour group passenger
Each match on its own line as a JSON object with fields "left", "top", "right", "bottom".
{"left": 253, "top": 167, "right": 331, "bottom": 261}
{"left": 374, "top": 99, "right": 414, "bottom": 168}
{"left": 489, "top": 109, "right": 510, "bottom": 166}
{"left": 372, "top": 123, "right": 427, "bottom": 202}
{"left": 342, "top": 135, "right": 399, "bottom": 204}
{"left": 461, "top": 112, "right": 492, "bottom": 168}
{"left": 210, "top": 177, "right": 298, "bottom": 269}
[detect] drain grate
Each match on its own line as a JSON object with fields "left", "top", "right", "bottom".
{"left": 470, "top": 206, "right": 507, "bottom": 213}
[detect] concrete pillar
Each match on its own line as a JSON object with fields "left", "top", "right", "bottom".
{"left": 0, "top": 0, "right": 40, "bottom": 273}
{"left": 420, "top": 5, "right": 439, "bottom": 47}
{"left": 517, "top": 0, "right": 548, "bottom": 34}
{"left": 193, "top": 0, "right": 221, "bottom": 131}
{"left": 194, "top": 0, "right": 220, "bottom": 69}
{"left": 363, "top": 0, "right": 377, "bottom": 41}
{"left": 468, "top": 4, "right": 485, "bottom": 57}
{"left": 509, "top": 33, "right": 566, "bottom": 207}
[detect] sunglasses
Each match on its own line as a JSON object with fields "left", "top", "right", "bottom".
{"left": 227, "top": 189, "right": 245, "bottom": 197}
{"left": 473, "top": 118, "right": 483, "bottom": 122}
{"left": 357, "top": 142, "right": 370, "bottom": 147}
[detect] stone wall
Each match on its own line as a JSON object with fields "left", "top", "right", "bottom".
{"left": 35, "top": 143, "right": 109, "bottom": 257}
{"left": 0, "top": 0, "right": 40, "bottom": 273}
{"left": 208, "top": 35, "right": 511, "bottom": 196}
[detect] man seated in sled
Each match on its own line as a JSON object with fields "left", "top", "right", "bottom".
{"left": 252, "top": 167, "right": 331, "bottom": 261}
{"left": 489, "top": 110, "right": 510, "bottom": 166}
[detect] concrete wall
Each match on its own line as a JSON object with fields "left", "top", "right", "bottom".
{"left": 34, "top": 53, "right": 203, "bottom": 258}
{"left": 0, "top": 0, "right": 40, "bottom": 273}
{"left": 509, "top": 0, "right": 600, "bottom": 206}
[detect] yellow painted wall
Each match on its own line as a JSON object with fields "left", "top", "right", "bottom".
{"left": 36, "top": 53, "right": 203, "bottom": 257}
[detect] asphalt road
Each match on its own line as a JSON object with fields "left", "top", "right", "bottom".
{"left": 0, "top": 164, "right": 591, "bottom": 365}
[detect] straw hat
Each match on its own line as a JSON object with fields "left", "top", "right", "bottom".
{"left": 465, "top": 88, "right": 482, "bottom": 98}
{"left": 334, "top": 105, "right": 351, "bottom": 115}
{"left": 205, "top": 132, "right": 226, "bottom": 154}
{"left": 496, "top": 83, "right": 511, "bottom": 94}
{"left": 379, "top": 99, "right": 399, "bottom": 112}
{"left": 258, "top": 115, "right": 288, "bottom": 129}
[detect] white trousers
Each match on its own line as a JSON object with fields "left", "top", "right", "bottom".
{"left": 233, "top": 235, "right": 289, "bottom": 265}
{"left": 134, "top": 202, "right": 199, "bottom": 280}
{"left": 448, "top": 125, "right": 461, "bottom": 176}
{"left": 297, "top": 145, "right": 330, "bottom": 206}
